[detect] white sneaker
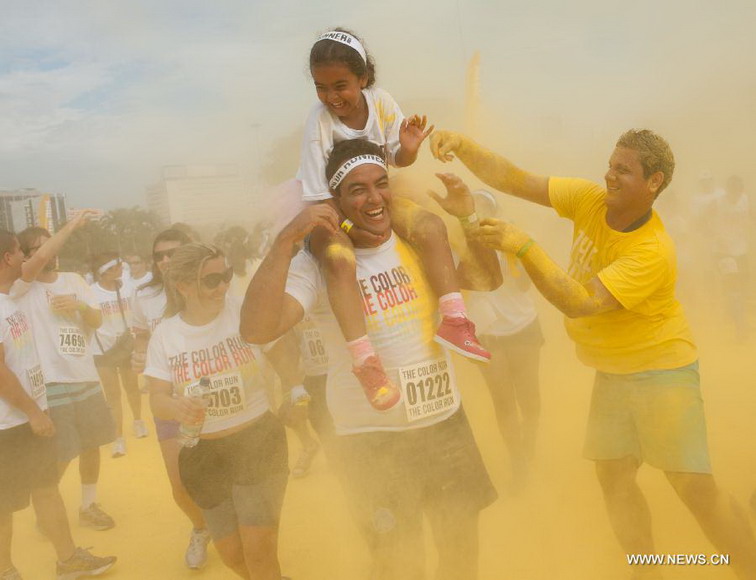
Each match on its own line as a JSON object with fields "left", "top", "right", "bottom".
{"left": 111, "top": 437, "right": 126, "bottom": 458}
{"left": 185, "top": 528, "right": 211, "bottom": 569}
{"left": 133, "top": 419, "right": 149, "bottom": 438}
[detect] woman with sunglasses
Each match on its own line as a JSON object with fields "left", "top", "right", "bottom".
{"left": 146, "top": 243, "right": 289, "bottom": 580}
{"left": 131, "top": 229, "right": 213, "bottom": 570}
{"left": 90, "top": 252, "right": 144, "bottom": 458}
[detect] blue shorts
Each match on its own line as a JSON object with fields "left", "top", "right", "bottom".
{"left": 583, "top": 362, "right": 711, "bottom": 473}
{"left": 46, "top": 382, "right": 115, "bottom": 464}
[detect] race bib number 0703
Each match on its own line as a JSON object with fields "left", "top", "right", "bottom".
{"left": 399, "top": 357, "right": 457, "bottom": 422}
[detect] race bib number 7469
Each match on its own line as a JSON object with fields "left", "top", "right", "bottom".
{"left": 399, "top": 357, "right": 457, "bottom": 422}
{"left": 58, "top": 327, "right": 86, "bottom": 356}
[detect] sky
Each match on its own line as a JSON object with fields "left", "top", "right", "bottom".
{"left": 1, "top": 0, "right": 755, "bottom": 210}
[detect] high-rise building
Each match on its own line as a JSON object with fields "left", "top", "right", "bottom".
{"left": 146, "top": 164, "right": 255, "bottom": 227}
{"left": 0, "top": 188, "right": 68, "bottom": 233}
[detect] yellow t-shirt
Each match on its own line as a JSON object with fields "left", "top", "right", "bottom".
{"left": 549, "top": 177, "right": 697, "bottom": 374}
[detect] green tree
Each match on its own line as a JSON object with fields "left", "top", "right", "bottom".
{"left": 59, "top": 206, "right": 162, "bottom": 272}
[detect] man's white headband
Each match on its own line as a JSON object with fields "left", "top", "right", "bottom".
{"left": 328, "top": 154, "right": 386, "bottom": 190}
{"left": 97, "top": 259, "right": 120, "bottom": 276}
{"left": 316, "top": 31, "right": 367, "bottom": 64}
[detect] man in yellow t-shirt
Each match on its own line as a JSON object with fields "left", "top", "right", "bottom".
{"left": 430, "top": 129, "right": 756, "bottom": 579}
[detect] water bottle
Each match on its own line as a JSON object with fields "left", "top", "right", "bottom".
{"left": 177, "top": 376, "right": 211, "bottom": 448}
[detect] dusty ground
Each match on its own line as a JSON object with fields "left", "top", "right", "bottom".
{"left": 11, "top": 293, "right": 756, "bottom": 579}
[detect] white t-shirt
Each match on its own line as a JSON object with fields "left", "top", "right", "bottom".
{"left": 144, "top": 297, "right": 270, "bottom": 435}
{"left": 285, "top": 234, "right": 461, "bottom": 435}
{"left": 122, "top": 272, "right": 153, "bottom": 297}
{"left": 297, "top": 87, "right": 404, "bottom": 202}
{"left": 132, "top": 285, "right": 166, "bottom": 333}
{"left": 465, "top": 253, "right": 538, "bottom": 336}
{"left": 90, "top": 282, "right": 133, "bottom": 355}
{"left": 16, "top": 273, "right": 100, "bottom": 384}
{"left": 0, "top": 293, "right": 47, "bottom": 430}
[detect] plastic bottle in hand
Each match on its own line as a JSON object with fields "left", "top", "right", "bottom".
{"left": 177, "top": 376, "right": 211, "bottom": 448}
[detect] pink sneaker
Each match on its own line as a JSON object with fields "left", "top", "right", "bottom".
{"left": 352, "top": 355, "right": 401, "bottom": 411}
{"left": 434, "top": 316, "right": 491, "bottom": 363}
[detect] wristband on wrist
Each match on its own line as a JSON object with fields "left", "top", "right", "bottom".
{"left": 76, "top": 302, "right": 88, "bottom": 313}
{"left": 340, "top": 219, "right": 354, "bottom": 234}
{"left": 458, "top": 212, "right": 479, "bottom": 229}
{"left": 516, "top": 238, "right": 536, "bottom": 259}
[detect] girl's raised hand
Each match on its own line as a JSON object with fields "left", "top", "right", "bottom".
{"left": 399, "top": 114, "right": 434, "bottom": 156}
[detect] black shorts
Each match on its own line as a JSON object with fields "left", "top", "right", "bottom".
{"left": 0, "top": 422, "right": 58, "bottom": 514}
{"left": 179, "top": 412, "right": 288, "bottom": 528}
{"left": 336, "top": 407, "right": 497, "bottom": 538}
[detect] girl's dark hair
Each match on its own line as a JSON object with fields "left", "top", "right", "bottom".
{"left": 142, "top": 228, "right": 191, "bottom": 292}
{"left": 325, "top": 139, "right": 386, "bottom": 194}
{"left": 310, "top": 27, "right": 376, "bottom": 88}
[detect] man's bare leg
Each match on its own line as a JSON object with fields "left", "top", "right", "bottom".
{"left": 666, "top": 472, "right": 756, "bottom": 579}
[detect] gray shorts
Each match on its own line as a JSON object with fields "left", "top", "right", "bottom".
{"left": 335, "top": 407, "right": 496, "bottom": 575}
{"left": 583, "top": 362, "right": 712, "bottom": 473}
{"left": 179, "top": 412, "right": 289, "bottom": 540}
{"left": 46, "top": 382, "right": 116, "bottom": 464}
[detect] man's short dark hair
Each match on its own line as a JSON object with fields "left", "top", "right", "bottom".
{"left": 325, "top": 139, "right": 386, "bottom": 194}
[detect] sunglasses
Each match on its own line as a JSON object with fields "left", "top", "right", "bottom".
{"left": 153, "top": 248, "right": 177, "bottom": 262}
{"left": 200, "top": 267, "right": 234, "bottom": 289}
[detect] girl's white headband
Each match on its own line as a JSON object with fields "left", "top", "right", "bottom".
{"left": 328, "top": 154, "right": 386, "bottom": 190}
{"left": 316, "top": 31, "right": 367, "bottom": 64}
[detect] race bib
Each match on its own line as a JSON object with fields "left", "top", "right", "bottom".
{"left": 301, "top": 326, "right": 328, "bottom": 371}
{"left": 399, "top": 357, "right": 457, "bottom": 422}
{"left": 187, "top": 371, "right": 246, "bottom": 424}
{"left": 27, "top": 364, "right": 46, "bottom": 400}
{"left": 58, "top": 326, "right": 86, "bottom": 356}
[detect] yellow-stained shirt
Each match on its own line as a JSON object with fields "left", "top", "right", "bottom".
{"left": 549, "top": 177, "right": 697, "bottom": 374}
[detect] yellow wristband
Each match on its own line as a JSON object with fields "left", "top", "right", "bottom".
{"left": 516, "top": 238, "right": 535, "bottom": 259}
{"left": 76, "top": 302, "right": 88, "bottom": 312}
{"left": 340, "top": 219, "right": 354, "bottom": 234}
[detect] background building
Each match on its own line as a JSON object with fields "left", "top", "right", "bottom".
{"left": 146, "top": 164, "right": 255, "bottom": 227}
{"left": 0, "top": 188, "right": 68, "bottom": 233}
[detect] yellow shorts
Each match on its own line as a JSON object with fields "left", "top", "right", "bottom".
{"left": 583, "top": 362, "right": 711, "bottom": 473}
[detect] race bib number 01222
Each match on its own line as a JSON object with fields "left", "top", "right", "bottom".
{"left": 399, "top": 357, "right": 457, "bottom": 422}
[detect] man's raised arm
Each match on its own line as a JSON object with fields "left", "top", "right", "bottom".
{"left": 430, "top": 131, "right": 551, "bottom": 208}
{"left": 428, "top": 172, "right": 503, "bottom": 291}
{"left": 240, "top": 205, "right": 339, "bottom": 344}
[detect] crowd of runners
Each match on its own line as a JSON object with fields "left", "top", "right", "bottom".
{"left": 1, "top": 28, "right": 755, "bottom": 580}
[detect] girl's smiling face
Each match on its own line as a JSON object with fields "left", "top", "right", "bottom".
{"left": 312, "top": 62, "right": 367, "bottom": 127}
